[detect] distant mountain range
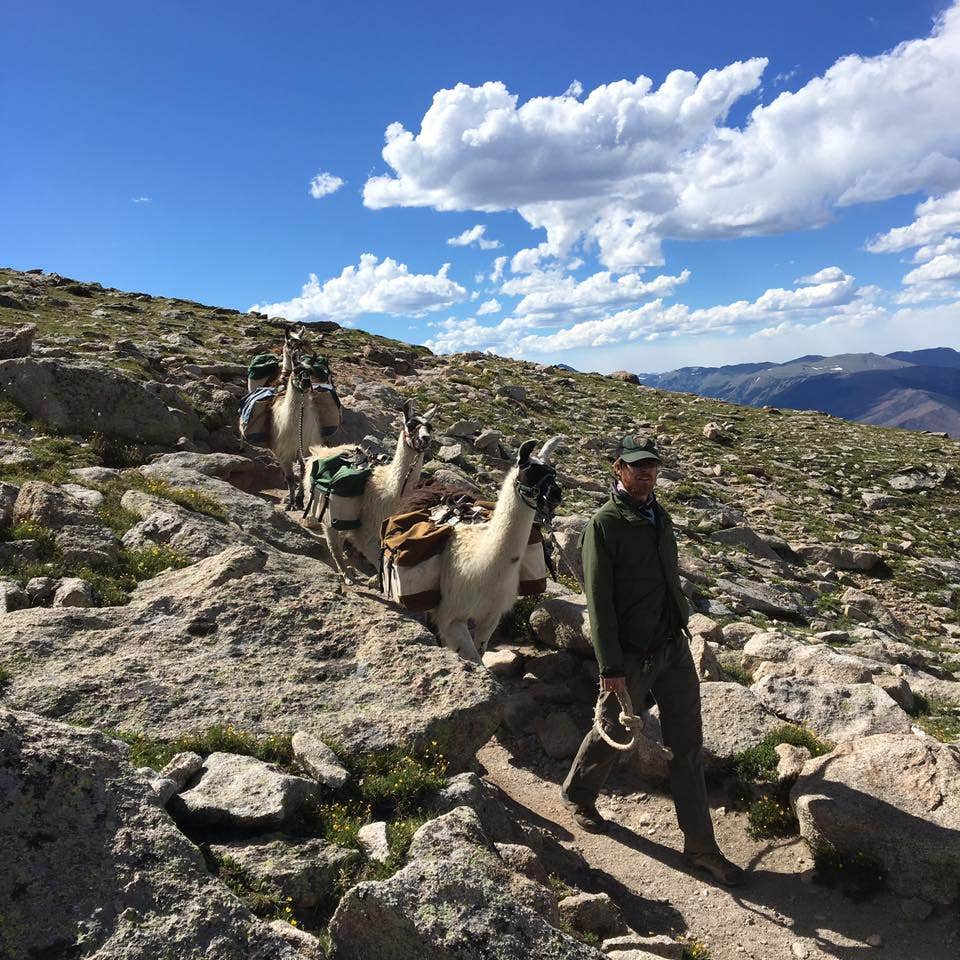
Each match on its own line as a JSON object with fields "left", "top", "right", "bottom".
{"left": 638, "top": 347, "right": 960, "bottom": 437}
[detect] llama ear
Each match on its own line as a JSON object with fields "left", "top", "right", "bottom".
{"left": 517, "top": 439, "right": 537, "bottom": 467}
{"left": 423, "top": 405, "right": 438, "bottom": 423}
{"left": 402, "top": 399, "right": 414, "bottom": 420}
{"left": 537, "top": 435, "right": 563, "bottom": 461}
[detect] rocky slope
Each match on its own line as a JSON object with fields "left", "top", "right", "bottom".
{"left": 1, "top": 266, "right": 959, "bottom": 959}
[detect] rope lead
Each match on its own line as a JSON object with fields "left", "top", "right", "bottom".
{"left": 593, "top": 687, "right": 644, "bottom": 751}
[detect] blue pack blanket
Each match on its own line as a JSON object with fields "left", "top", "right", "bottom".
{"left": 239, "top": 387, "right": 278, "bottom": 445}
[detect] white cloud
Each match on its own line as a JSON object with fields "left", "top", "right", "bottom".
{"left": 447, "top": 224, "right": 501, "bottom": 249}
{"left": 867, "top": 189, "right": 960, "bottom": 253}
{"left": 131, "top": 196, "right": 152, "bottom": 204}
{"left": 563, "top": 80, "right": 584, "bottom": 99}
{"left": 510, "top": 244, "right": 551, "bottom": 273}
{"left": 365, "top": 5, "right": 960, "bottom": 270}
{"left": 477, "top": 298, "right": 501, "bottom": 315}
{"left": 308, "top": 171, "right": 345, "bottom": 198}
{"left": 903, "top": 252, "right": 960, "bottom": 284}
{"left": 490, "top": 256, "right": 508, "bottom": 283}
{"left": 426, "top": 266, "right": 859, "bottom": 355}
{"left": 249, "top": 254, "right": 466, "bottom": 323}
{"left": 500, "top": 267, "right": 691, "bottom": 324}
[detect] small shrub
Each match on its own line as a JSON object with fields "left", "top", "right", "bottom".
{"left": 681, "top": 939, "right": 712, "bottom": 960}
{"left": 506, "top": 593, "right": 543, "bottom": 641}
{"left": 547, "top": 874, "right": 575, "bottom": 899}
{"left": 349, "top": 742, "right": 448, "bottom": 817}
{"left": 727, "top": 726, "right": 832, "bottom": 782}
{"left": 88, "top": 433, "right": 147, "bottom": 469}
{"left": 747, "top": 795, "right": 798, "bottom": 839}
{"left": 810, "top": 839, "right": 886, "bottom": 901}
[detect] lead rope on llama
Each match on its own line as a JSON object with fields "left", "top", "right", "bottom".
{"left": 593, "top": 686, "right": 644, "bottom": 751}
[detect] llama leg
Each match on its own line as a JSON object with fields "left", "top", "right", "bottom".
{"left": 324, "top": 528, "right": 356, "bottom": 583}
{"left": 284, "top": 471, "right": 299, "bottom": 511}
{"left": 472, "top": 614, "right": 500, "bottom": 658}
{"left": 294, "top": 457, "right": 305, "bottom": 511}
{"left": 439, "top": 620, "right": 481, "bottom": 664}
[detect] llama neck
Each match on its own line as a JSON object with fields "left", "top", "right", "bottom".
{"left": 383, "top": 430, "right": 423, "bottom": 499}
{"left": 482, "top": 466, "right": 536, "bottom": 555}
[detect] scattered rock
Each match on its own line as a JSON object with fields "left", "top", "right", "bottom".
{"left": 1, "top": 578, "right": 30, "bottom": 613}
{"left": 358, "top": 821, "right": 391, "bottom": 863}
{"left": 687, "top": 613, "right": 723, "bottom": 643}
{"left": 497, "top": 384, "right": 527, "bottom": 401}
{"left": 795, "top": 544, "right": 884, "bottom": 572}
{"left": 0, "top": 323, "right": 35, "bottom": 359}
{"left": 52, "top": 577, "right": 95, "bottom": 608}
{"left": 602, "top": 933, "right": 685, "bottom": 959}
{"left": 483, "top": 647, "right": 525, "bottom": 677}
{"left": 13, "top": 479, "right": 91, "bottom": 528}
{"left": 608, "top": 370, "right": 639, "bottom": 384}
{"left": 529, "top": 595, "right": 593, "bottom": 656}
{"left": 158, "top": 750, "right": 204, "bottom": 791}
{"left": 775, "top": 743, "right": 811, "bottom": 782}
{"left": 557, "top": 892, "right": 626, "bottom": 939}
{"left": 689, "top": 636, "right": 722, "bottom": 681}
{"left": 533, "top": 710, "right": 584, "bottom": 760}
{"left": 710, "top": 526, "right": 783, "bottom": 562}
{"left": 447, "top": 419, "right": 481, "bottom": 438}
{"left": 170, "top": 752, "right": 320, "bottom": 830}
{"left": 715, "top": 577, "right": 804, "bottom": 622}
{"left": 698, "top": 682, "right": 782, "bottom": 769}
{"left": 292, "top": 730, "right": 350, "bottom": 789}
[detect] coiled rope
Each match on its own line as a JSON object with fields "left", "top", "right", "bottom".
{"left": 593, "top": 687, "right": 644, "bottom": 751}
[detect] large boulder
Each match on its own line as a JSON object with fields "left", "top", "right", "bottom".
{"left": 714, "top": 578, "right": 805, "bottom": 622}
{"left": 0, "top": 708, "right": 297, "bottom": 959}
{"left": 791, "top": 734, "right": 960, "bottom": 905}
{"left": 329, "top": 807, "right": 602, "bottom": 960}
{"left": 169, "top": 752, "right": 320, "bottom": 830}
{"left": 13, "top": 480, "right": 92, "bottom": 528}
{"left": 0, "top": 357, "right": 193, "bottom": 444}
{"left": 751, "top": 677, "right": 913, "bottom": 743}
{"left": 698, "top": 682, "right": 782, "bottom": 769}
{"left": 0, "top": 545, "right": 503, "bottom": 763}
{"left": 0, "top": 322, "right": 35, "bottom": 359}
{"left": 794, "top": 544, "right": 883, "bottom": 573}
{"left": 529, "top": 595, "right": 593, "bottom": 656}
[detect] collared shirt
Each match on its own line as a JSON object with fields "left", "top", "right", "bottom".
{"left": 614, "top": 481, "right": 658, "bottom": 527}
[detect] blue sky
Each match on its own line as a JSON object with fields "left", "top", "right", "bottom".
{"left": 4, "top": 0, "right": 960, "bottom": 372}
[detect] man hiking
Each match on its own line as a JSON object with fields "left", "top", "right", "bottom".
{"left": 561, "top": 435, "right": 745, "bottom": 886}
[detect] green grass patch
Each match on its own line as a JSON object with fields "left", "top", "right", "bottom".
{"left": 111, "top": 724, "right": 294, "bottom": 771}
{"left": 747, "top": 795, "right": 798, "bottom": 840}
{"left": 98, "top": 473, "right": 228, "bottom": 522}
{"left": 910, "top": 695, "right": 960, "bottom": 743}
{"left": 726, "top": 725, "right": 832, "bottom": 782}
{"left": 204, "top": 851, "right": 298, "bottom": 925}
{"left": 717, "top": 654, "right": 752, "bottom": 686}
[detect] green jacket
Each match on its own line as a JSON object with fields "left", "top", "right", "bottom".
{"left": 580, "top": 490, "right": 689, "bottom": 676}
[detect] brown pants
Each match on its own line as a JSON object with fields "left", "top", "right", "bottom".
{"left": 562, "top": 633, "right": 718, "bottom": 855}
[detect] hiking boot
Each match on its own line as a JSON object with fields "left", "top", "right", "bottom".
{"left": 560, "top": 791, "right": 609, "bottom": 833}
{"left": 683, "top": 849, "right": 746, "bottom": 886}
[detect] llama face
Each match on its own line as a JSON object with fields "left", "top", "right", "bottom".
{"left": 403, "top": 413, "right": 434, "bottom": 452}
{"left": 516, "top": 440, "right": 563, "bottom": 517}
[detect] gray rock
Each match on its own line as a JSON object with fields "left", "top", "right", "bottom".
{"left": 212, "top": 834, "right": 360, "bottom": 914}
{"left": 715, "top": 577, "right": 803, "bottom": 622}
{"left": 840, "top": 588, "right": 902, "bottom": 631}
{"left": 158, "top": 750, "right": 204, "bottom": 790}
{"left": 25, "top": 576, "right": 57, "bottom": 605}
{"left": 474, "top": 428, "right": 503, "bottom": 452}
{"left": 872, "top": 674, "right": 915, "bottom": 713}
{"left": 482, "top": 647, "right": 525, "bottom": 677}
{"left": 0, "top": 708, "right": 297, "bottom": 960}
{"left": 751, "top": 677, "right": 913, "bottom": 743}
{"left": 899, "top": 897, "right": 934, "bottom": 921}
{"left": 0, "top": 480, "right": 19, "bottom": 527}
{"left": 689, "top": 636, "right": 722, "bottom": 681}
{"left": 292, "top": 730, "right": 350, "bottom": 789}
{"left": 551, "top": 513, "right": 589, "bottom": 585}
{"left": 557, "top": 892, "right": 626, "bottom": 939}
{"left": 497, "top": 384, "right": 527, "bottom": 401}
{"left": 0, "top": 545, "right": 503, "bottom": 762}
{"left": 1, "top": 577, "right": 30, "bottom": 613}
{"left": 13, "top": 479, "right": 92, "bottom": 527}
{"left": 70, "top": 465, "right": 122, "bottom": 484}
{"left": 602, "top": 934, "right": 684, "bottom": 959}
{"left": 494, "top": 843, "right": 550, "bottom": 885}
{"left": 61, "top": 482, "right": 106, "bottom": 510}
{"left": 52, "top": 577, "right": 95, "bottom": 608}
{"left": 170, "top": 751, "right": 320, "bottom": 830}
{"left": 795, "top": 544, "right": 883, "bottom": 572}
{"left": 55, "top": 523, "right": 120, "bottom": 567}
{"left": 358, "top": 821, "right": 391, "bottom": 862}
{"left": 429, "top": 773, "right": 534, "bottom": 847}
{"left": 533, "top": 710, "right": 583, "bottom": 760}
{"left": 699, "top": 682, "right": 782, "bottom": 769}
{"left": 447, "top": 419, "right": 481, "bottom": 438}
{"left": 710, "top": 526, "right": 783, "bottom": 562}
{"left": 687, "top": 613, "right": 723, "bottom": 642}
{"left": 749, "top": 640, "right": 882, "bottom": 686}
{"left": 862, "top": 491, "right": 901, "bottom": 510}
{"left": 529, "top": 595, "right": 593, "bottom": 656}
{"left": 267, "top": 921, "right": 326, "bottom": 959}
{"left": 436, "top": 442, "right": 464, "bottom": 463}
{"left": 775, "top": 743, "right": 811, "bottom": 782}
{"left": 150, "top": 776, "right": 180, "bottom": 804}
{"left": 0, "top": 323, "right": 35, "bottom": 359}
{"left": 792, "top": 734, "right": 960, "bottom": 905}
{"left": 0, "top": 357, "right": 194, "bottom": 444}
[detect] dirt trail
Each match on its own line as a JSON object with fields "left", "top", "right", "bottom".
{"left": 477, "top": 731, "right": 960, "bottom": 960}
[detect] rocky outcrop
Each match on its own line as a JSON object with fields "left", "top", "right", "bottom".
{"left": 0, "top": 322, "right": 35, "bottom": 359}
{"left": 0, "top": 357, "right": 196, "bottom": 444}
{"left": 0, "top": 708, "right": 297, "bottom": 959}
{"left": 0, "top": 545, "right": 503, "bottom": 762}
{"left": 329, "top": 807, "right": 602, "bottom": 960}
{"left": 791, "top": 734, "right": 960, "bottom": 905}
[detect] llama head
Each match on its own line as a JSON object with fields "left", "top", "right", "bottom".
{"left": 400, "top": 399, "right": 437, "bottom": 453}
{"left": 515, "top": 436, "right": 563, "bottom": 517}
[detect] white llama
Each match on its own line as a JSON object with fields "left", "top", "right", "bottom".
{"left": 269, "top": 328, "right": 341, "bottom": 510}
{"left": 432, "top": 436, "right": 563, "bottom": 663}
{"left": 304, "top": 399, "right": 437, "bottom": 581}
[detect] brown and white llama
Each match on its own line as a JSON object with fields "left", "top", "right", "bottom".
{"left": 304, "top": 399, "right": 436, "bottom": 581}
{"left": 431, "top": 436, "right": 563, "bottom": 662}
{"left": 268, "top": 328, "right": 342, "bottom": 510}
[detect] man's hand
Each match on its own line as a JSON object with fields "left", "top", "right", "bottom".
{"left": 600, "top": 675, "right": 627, "bottom": 694}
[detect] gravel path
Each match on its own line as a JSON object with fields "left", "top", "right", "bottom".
{"left": 478, "top": 732, "right": 960, "bottom": 960}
